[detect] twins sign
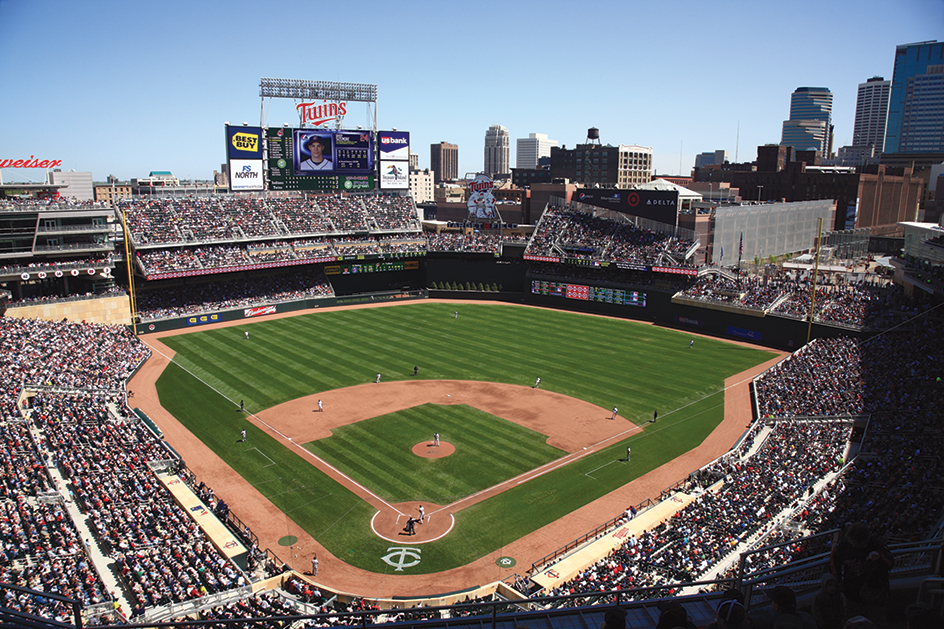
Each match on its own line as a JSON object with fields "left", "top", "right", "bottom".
{"left": 467, "top": 174, "right": 497, "bottom": 219}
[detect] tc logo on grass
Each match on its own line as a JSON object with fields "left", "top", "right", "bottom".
{"left": 382, "top": 547, "right": 422, "bottom": 571}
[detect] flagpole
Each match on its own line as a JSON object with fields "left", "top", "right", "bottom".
{"left": 737, "top": 231, "right": 743, "bottom": 287}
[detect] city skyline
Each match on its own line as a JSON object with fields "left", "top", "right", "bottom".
{"left": 0, "top": 0, "right": 940, "bottom": 182}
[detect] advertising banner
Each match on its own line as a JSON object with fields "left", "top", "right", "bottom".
{"left": 572, "top": 189, "right": 679, "bottom": 226}
{"left": 379, "top": 160, "right": 409, "bottom": 189}
{"left": 378, "top": 131, "right": 410, "bottom": 161}
{"left": 226, "top": 126, "right": 263, "bottom": 160}
{"left": 229, "top": 159, "right": 264, "bottom": 191}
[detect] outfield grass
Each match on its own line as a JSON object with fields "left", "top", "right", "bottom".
{"left": 156, "top": 302, "right": 776, "bottom": 574}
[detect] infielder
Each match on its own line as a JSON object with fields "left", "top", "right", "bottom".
{"left": 376, "top": 373, "right": 381, "bottom": 384}
{"left": 611, "top": 406, "right": 618, "bottom": 420}
{"left": 317, "top": 399, "right": 323, "bottom": 412}
{"left": 534, "top": 377, "right": 541, "bottom": 389}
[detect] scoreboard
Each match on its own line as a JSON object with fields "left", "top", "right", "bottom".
{"left": 266, "top": 128, "right": 375, "bottom": 191}
{"left": 531, "top": 280, "right": 646, "bottom": 307}
{"left": 325, "top": 260, "right": 420, "bottom": 275}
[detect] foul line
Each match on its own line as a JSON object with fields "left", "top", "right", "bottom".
{"left": 143, "top": 340, "right": 403, "bottom": 515}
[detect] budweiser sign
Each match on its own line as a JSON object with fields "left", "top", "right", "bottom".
{"left": 0, "top": 156, "right": 63, "bottom": 168}
{"left": 297, "top": 100, "right": 347, "bottom": 126}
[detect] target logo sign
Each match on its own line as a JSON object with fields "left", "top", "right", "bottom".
{"left": 627, "top": 192, "right": 640, "bottom": 207}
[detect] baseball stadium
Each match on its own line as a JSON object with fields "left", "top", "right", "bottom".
{"left": 1, "top": 155, "right": 943, "bottom": 629}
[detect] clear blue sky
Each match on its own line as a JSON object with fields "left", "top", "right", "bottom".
{"left": 1, "top": 0, "right": 941, "bottom": 183}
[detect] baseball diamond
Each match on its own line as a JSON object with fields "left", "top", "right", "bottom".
{"left": 130, "top": 300, "right": 780, "bottom": 596}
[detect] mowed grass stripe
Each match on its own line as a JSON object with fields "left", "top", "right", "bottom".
{"left": 303, "top": 404, "right": 565, "bottom": 503}
{"left": 157, "top": 302, "right": 777, "bottom": 573}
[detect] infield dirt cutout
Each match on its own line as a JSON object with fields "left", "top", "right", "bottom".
{"left": 130, "top": 299, "right": 786, "bottom": 597}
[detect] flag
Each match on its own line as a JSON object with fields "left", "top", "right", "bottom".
{"left": 739, "top": 233, "right": 743, "bottom": 258}
{"left": 720, "top": 246, "right": 724, "bottom": 262}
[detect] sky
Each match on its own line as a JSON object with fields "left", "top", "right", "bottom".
{"left": 1, "top": 0, "right": 942, "bottom": 183}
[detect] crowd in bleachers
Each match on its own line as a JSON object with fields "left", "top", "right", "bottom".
{"left": 31, "top": 389, "right": 247, "bottom": 615}
{"left": 1, "top": 199, "right": 109, "bottom": 212}
{"left": 136, "top": 237, "right": 431, "bottom": 276}
{"left": 426, "top": 232, "right": 522, "bottom": 253}
{"left": 133, "top": 270, "right": 333, "bottom": 320}
{"left": 172, "top": 590, "right": 303, "bottom": 629}
{"left": 0, "top": 317, "right": 149, "bottom": 391}
{"left": 121, "top": 194, "right": 421, "bottom": 246}
{"left": 526, "top": 207, "right": 695, "bottom": 268}
{"left": 678, "top": 273, "right": 900, "bottom": 328}
{"left": 546, "top": 419, "right": 850, "bottom": 602}
{"left": 0, "top": 317, "right": 154, "bottom": 622}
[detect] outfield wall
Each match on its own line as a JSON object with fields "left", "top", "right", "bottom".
{"left": 138, "top": 290, "right": 427, "bottom": 334}
{"left": 524, "top": 287, "right": 861, "bottom": 350}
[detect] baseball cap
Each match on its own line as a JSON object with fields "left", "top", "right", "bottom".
{"left": 305, "top": 135, "right": 330, "bottom": 150}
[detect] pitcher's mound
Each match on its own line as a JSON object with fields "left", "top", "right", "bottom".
{"left": 412, "top": 441, "right": 455, "bottom": 458}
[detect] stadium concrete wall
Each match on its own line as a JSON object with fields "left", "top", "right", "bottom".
{"left": 5, "top": 294, "right": 132, "bottom": 326}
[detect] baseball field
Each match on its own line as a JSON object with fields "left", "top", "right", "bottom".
{"left": 146, "top": 301, "right": 777, "bottom": 578}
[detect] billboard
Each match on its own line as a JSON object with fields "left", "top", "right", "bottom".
{"left": 378, "top": 131, "right": 410, "bottom": 161}
{"left": 379, "top": 161, "right": 409, "bottom": 189}
{"left": 378, "top": 130, "right": 410, "bottom": 190}
{"left": 572, "top": 189, "right": 679, "bottom": 226}
{"left": 229, "top": 160, "right": 265, "bottom": 191}
{"left": 267, "top": 127, "right": 375, "bottom": 191}
{"left": 225, "top": 125, "right": 264, "bottom": 191}
{"left": 467, "top": 174, "right": 497, "bottom": 218}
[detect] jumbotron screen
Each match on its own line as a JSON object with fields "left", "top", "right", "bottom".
{"left": 267, "top": 128, "right": 375, "bottom": 191}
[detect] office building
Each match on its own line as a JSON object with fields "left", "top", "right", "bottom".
{"left": 781, "top": 87, "right": 833, "bottom": 154}
{"left": 484, "top": 125, "right": 510, "bottom": 177}
{"left": 694, "top": 150, "right": 728, "bottom": 168}
{"left": 886, "top": 40, "right": 944, "bottom": 154}
{"left": 430, "top": 142, "right": 458, "bottom": 183}
{"left": 409, "top": 168, "right": 435, "bottom": 204}
{"left": 853, "top": 76, "right": 891, "bottom": 154}
{"left": 550, "top": 143, "right": 652, "bottom": 187}
{"left": 516, "top": 133, "right": 558, "bottom": 169}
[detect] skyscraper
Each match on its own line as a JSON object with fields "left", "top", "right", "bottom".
{"left": 483, "top": 125, "right": 510, "bottom": 177}
{"left": 852, "top": 77, "right": 891, "bottom": 154}
{"left": 781, "top": 87, "right": 833, "bottom": 154}
{"left": 885, "top": 40, "right": 944, "bottom": 154}
{"left": 516, "top": 133, "right": 559, "bottom": 169}
{"left": 430, "top": 142, "right": 458, "bottom": 183}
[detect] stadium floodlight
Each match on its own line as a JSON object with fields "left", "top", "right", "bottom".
{"left": 259, "top": 78, "right": 377, "bottom": 103}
